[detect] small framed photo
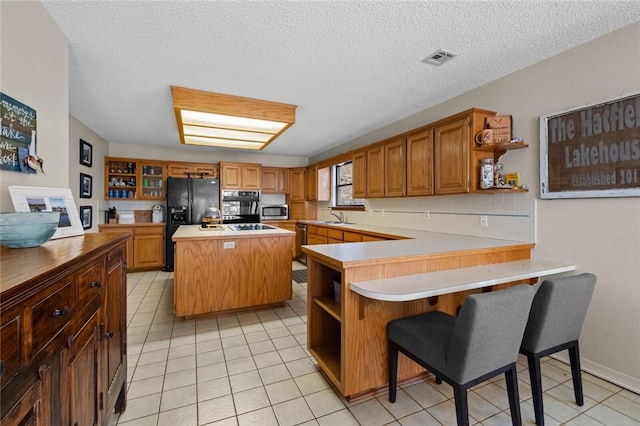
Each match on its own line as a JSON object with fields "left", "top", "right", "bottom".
{"left": 80, "top": 173, "right": 92, "bottom": 198}
{"left": 8, "top": 185, "right": 85, "bottom": 239}
{"left": 80, "top": 139, "right": 92, "bottom": 167}
{"left": 80, "top": 206, "right": 92, "bottom": 230}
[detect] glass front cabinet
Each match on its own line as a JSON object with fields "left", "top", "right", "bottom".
{"left": 105, "top": 158, "right": 166, "bottom": 200}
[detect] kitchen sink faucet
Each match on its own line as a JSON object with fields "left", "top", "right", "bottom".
{"left": 330, "top": 211, "right": 344, "bottom": 222}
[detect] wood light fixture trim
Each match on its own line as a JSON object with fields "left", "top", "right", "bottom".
{"left": 171, "top": 85, "right": 297, "bottom": 150}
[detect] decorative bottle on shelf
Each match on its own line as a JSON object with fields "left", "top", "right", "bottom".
{"left": 480, "top": 158, "right": 494, "bottom": 189}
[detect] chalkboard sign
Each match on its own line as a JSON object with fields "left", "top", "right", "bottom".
{"left": 1, "top": 92, "right": 37, "bottom": 172}
{"left": 540, "top": 91, "right": 640, "bottom": 199}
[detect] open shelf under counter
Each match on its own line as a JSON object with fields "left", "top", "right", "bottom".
{"left": 313, "top": 296, "right": 342, "bottom": 322}
{"left": 309, "top": 342, "right": 341, "bottom": 387}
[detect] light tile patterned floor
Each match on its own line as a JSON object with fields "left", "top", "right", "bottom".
{"left": 108, "top": 264, "right": 640, "bottom": 426}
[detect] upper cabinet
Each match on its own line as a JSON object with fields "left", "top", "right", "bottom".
{"left": 434, "top": 108, "right": 496, "bottom": 195}
{"left": 105, "top": 157, "right": 165, "bottom": 200}
{"left": 384, "top": 137, "right": 406, "bottom": 197}
{"left": 140, "top": 161, "right": 166, "bottom": 200}
{"left": 220, "top": 162, "right": 261, "bottom": 190}
{"left": 261, "top": 167, "right": 290, "bottom": 193}
{"left": 362, "top": 138, "right": 406, "bottom": 198}
{"left": 289, "top": 168, "right": 306, "bottom": 201}
{"left": 366, "top": 144, "right": 384, "bottom": 198}
{"left": 306, "top": 165, "right": 330, "bottom": 201}
{"left": 406, "top": 129, "right": 434, "bottom": 196}
{"left": 352, "top": 150, "right": 367, "bottom": 199}
{"left": 166, "top": 162, "right": 218, "bottom": 179}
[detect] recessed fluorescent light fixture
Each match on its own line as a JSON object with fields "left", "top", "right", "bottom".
{"left": 422, "top": 49, "right": 457, "bottom": 66}
{"left": 171, "top": 86, "right": 297, "bottom": 150}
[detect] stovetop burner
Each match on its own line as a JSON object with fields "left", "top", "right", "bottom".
{"left": 228, "top": 223, "right": 276, "bottom": 231}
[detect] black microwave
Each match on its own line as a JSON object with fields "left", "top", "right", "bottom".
{"left": 261, "top": 204, "right": 289, "bottom": 220}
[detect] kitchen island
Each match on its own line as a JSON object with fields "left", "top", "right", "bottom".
{"left": 301, "top": 225, "right": 574, "bottom": 399}
{"left": 171, "top": 224, "right": 295, "bottom": 317}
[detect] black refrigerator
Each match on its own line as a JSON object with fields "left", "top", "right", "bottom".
{"left": 164, "top": 177, "right": 220, "bottom": 271}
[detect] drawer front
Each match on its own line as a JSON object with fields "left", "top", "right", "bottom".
{"left": 77, "top": 260, "right": 104, "bottom": 308}
{"left": 327, "top": 229, "right": 343, "bottom": 241}
{"left": 31, "top": 279, "right": 73, "bottom": 359}
{"left": 0, "top": 312, "right": 20, "bottom": 388}
{"left": 343, "top": 231, "right": 363, "bottom": 242}
{"left": 308, "top": 225, "right": 328, "bottom": 237}
{"left": 134, "top": 226, "right": 164, "bottom": 236}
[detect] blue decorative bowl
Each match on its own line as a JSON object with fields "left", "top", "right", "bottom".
{"left": 0, "top": 212, "right": 60, "bottom": 248}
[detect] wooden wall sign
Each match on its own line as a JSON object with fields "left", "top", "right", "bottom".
{"left": 540, "top": 91, "right": 640, "bottom": 199}
{"left": 1, "top": 92, "right": 37, "bottom": 172}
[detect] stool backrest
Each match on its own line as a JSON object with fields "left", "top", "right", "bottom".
{"left": 446, "top": 284, "right": 535, "bottom": 384}
{"left": 521, "top": 273, "right": 596, "bottom": 353}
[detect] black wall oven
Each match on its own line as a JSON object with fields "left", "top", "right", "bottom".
{"left": 221, "top": 190, "right": 260, "bottom": 223}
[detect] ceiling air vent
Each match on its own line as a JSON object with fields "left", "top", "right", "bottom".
{"left": 422, "top": 49, "right": 457, "bottom": 66}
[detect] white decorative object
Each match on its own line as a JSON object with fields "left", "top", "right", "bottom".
{"left": 8, "top": 186, "right": 85, "bottom": 239}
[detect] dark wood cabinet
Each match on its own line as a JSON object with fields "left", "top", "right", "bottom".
{"left": 0, "top": 233, "right": 128, "bottom": 426}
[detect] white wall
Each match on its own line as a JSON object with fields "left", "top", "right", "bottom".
{"left": 313, "top": 22, "right": 640, "bottom": 391}
{"left": 0, "top": 0, "right": 69, "bottom": 211}
{"left": 68, "top": 115, "right": 110, "bottom": 232}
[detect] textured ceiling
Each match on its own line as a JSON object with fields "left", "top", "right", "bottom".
{"left": 41, "top": 1, "right": 640, "bottom": 158}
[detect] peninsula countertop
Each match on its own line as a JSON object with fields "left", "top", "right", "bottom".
{"left": 300, "top": 221, "right": 534, "bottom": 266}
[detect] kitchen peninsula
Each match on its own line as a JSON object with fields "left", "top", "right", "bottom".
{"left": 301, "top": 224, "right": 574, "bottom": 399}
{"left": 171, "top": 224, "right": 295, "bottom": 317}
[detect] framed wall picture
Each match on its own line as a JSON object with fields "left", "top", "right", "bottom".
{"left": 80, "top": 139, "right": 92, "bottom": 167}
{"left": 80, "top": 205, "right": 92, "bottom": 229}
{"left": 8, "top": 185, "right": 85, "bottom": 239}
{"left": 80, "top": 173, "right": 92, "bottom": 198}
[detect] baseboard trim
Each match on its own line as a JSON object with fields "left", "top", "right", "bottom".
{"left": 551, "top": 353, "right": 640, "bottom": 394}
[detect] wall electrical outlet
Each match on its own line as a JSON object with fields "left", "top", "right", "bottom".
{"left": 223, "top": 241, "right": 235, "bottom": 249}
{"left": 480, "top": 216, "right": 489, "bottom": 228}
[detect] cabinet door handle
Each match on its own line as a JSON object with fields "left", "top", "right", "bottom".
{"left": 102, "top": 331, "right": 114, "bottom": 339}
{"left": 52, "top": 306, "right": 70, "bottom": 318}
{"left": 89, "top": 281, "right": 102, "bottom": 288}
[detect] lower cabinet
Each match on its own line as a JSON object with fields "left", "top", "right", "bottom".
{"left": 307, "top": 224, "right": 398, "bottom": 245}
{"left": 99, "top": 224, "right": 165, "bottom": 271}
{"left": 0, "top": 233, "right": 128, "bottom": 426}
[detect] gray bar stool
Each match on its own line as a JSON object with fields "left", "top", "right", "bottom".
{"left": 520, "top": 273, "right": 597, "bottom": 426}
{"left": 387, "top": 284, "right": 535, "bottom": 426}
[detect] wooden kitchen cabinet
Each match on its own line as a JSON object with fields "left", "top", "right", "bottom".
{"left": 99, "top": 224, "right": 165, "bottom": 271}
{"left": 166, "top": 161, "right": 218, "bottom": 179}
{"left": 384, "top": 137, "right": 406, "bottom": 197}
{"left": 364, "top": 138, "right": 406, "bottom": 198}
{"left": 306, "top": 165, "right": 330, "bottom": 201}
{"left": 366, "top": 144, "right": 385, "bottom": 198}
{"left": 433, "top": 108, "right": 496, "bottom": 195}
{"left": 139, "top": 160, "right": 166, "bottom": 200}
{"left": 406, "top": 129, "right": 434, "bottom": 196}
{"left": 105, "top": 157, "right": 167, "bottom": 200}
{"left": 220, "top": 162, "right": 261, "bottom": 190}
{"left": 105, "top": 157, "right": 138, "bottom": 200}
{"left": 289, "top": 168, "right": 306, "bottom": 201}
{"left": 352, "top": 150, "right": 367, "bottom": 199}
{"left": 0, "top": 233, "right": 128, "bottom": 426}
{"left": 261, "top": 167, "right": 290, "bottom": 193}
